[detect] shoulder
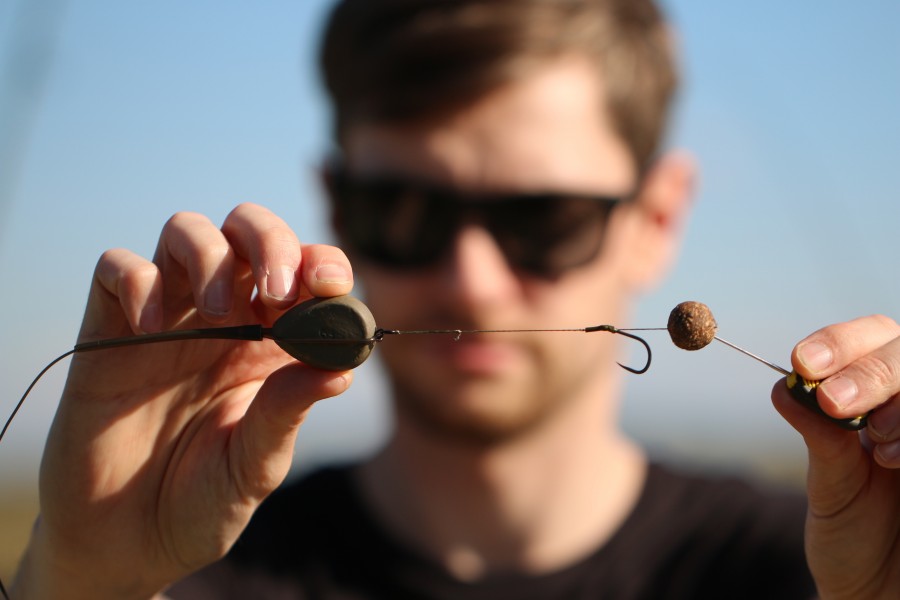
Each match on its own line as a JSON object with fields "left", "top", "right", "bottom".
{"left": 639, "top": 462, "right": 807, "bottom": 525}
{"left": 631, "top": 462, "right": 809, "bottom": 552}
{"left": 603, "top": 462, "right": 814, "bottom": 599}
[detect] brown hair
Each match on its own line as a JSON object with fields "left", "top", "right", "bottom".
{"left": 320, "top": 0, "right": 678, "bottom": 172}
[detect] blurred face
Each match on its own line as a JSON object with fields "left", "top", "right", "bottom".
{"left": 338, "top": 57, "right": 648, "bottom": 445}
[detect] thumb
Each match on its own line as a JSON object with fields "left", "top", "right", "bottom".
{"left": 230, "top": 364, "right": 353, "bottom": 503}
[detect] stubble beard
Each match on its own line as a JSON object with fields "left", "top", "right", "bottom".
{"left": 386, "top": 357, "right": 594, "bottom": 449}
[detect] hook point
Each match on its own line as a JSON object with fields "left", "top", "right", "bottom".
{"left": 613, "top": 329, "right": 652, "bottom": 374}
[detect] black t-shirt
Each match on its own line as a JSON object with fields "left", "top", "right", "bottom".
{"left": 168, "top": 463, "right": 816, "bottom": 599}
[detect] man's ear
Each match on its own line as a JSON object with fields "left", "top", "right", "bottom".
{"left": 621, "top": 151, "right": 696, "bottom": 291}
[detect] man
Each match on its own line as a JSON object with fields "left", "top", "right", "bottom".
{"left": 11, "top": 0, "right": 900, "bottom": 598}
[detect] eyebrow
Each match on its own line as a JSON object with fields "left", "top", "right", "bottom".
{"left": 332, "top": 168, "right": 634, "bottom": 201}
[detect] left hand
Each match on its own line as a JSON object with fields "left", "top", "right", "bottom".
{"left": 772, "top": 314, "right": 900, "bottom": 599}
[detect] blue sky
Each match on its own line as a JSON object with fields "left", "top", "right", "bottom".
{"left": 1, "top": 1, "right": 898, "bottom": 483}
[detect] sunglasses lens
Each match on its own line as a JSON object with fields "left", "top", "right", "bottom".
{"left": 486, "top": 195, "right": 614, "bottom": 276}
{"left": 334, "top": 177, "right": 455, "bottom": 268}
{"left": 331, "top": 171, "right": 620, "bottom": 276}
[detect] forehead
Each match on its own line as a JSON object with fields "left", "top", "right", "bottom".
{"left": 343, "top": 56, "right": 636, "bottom": 193}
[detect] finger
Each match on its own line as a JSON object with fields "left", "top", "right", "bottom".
{"left": 800, "top": 325, "right": 900, "bottom": 423}
{"left": 87, "top": 248, "right": 164, "bottom": 337}
{"left": 772, "top": 380, "right": 870, "bottom": 517}
{"left": 221, "top": 203, "right": 302, "bottom": 307}
{"left": 229, "top": 365, "right": 353, "bottom": 502}
{"left": 792, "top": 314, "right": 900, "bottom": 380}
{"left": 296, "top": 243, "right": 354, "bottom": 297}
{"left": 222, "top": 203, "right": 353, "bottom": 308}
{"left": 864, "top": 392, "right": 900, "bottom": 467}
{"left": 155, "top": 211, "right": 237, "bottom": 323}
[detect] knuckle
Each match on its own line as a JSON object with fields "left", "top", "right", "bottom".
{"left": 122, "top": 260, "right": 160, "bottom": 286}
{"left": 855, "top": 354, "right": 900, "bottom": 392}
{"left": 226, "top": 202, "right": 268, "bottom": 222}
{"left": 201, "top": 239, "right": 235, "bottom": 263}
{"left": 302, "top": 244, "right": 351, "bottom": 270}
{"left": 869, "top": 313, "right": 899, "bottom": 332}
{"left": 305, "top": 243, "right": 348, "bottom": 259}
{"left": 259, "top": 223, "right": 297, "bottom": 246}
{"left": 95, "top": 248, "right": 154, "bottom": 284}
{"left": 222, "top": 204, "right": 298, "bottom": 258}
{"left": 803, "top": 321, "right": 842, "bottom": 348}
{"left": 97, "top": 247, "right": 124, "bottom": 263}
{"left": 257, "top": 226, "right": 301, "bottom": 263}
{"left": 164, "top": 210, "right": 209, "bottom": 231}
{"left": 95, "top": 247, "right": 129, "bottom": 272}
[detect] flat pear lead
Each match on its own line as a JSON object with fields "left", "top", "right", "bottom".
{"left": 272, "top": 295, "right": 377, "bottom": 370}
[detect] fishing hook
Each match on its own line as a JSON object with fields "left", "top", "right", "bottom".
{"left": 584, "top": 325, "right": 652, "bottom": 374}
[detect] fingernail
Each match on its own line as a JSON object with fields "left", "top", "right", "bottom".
{"left": 204, "top": 280, "right": 232, "bottom": 315}
{"left": 797, "top": 341, "right": 833, "bottom": 373}
{"left": 820, "top": 375, "right": 858, "bottom": 410}
{"left": 315, "top": 264, "right": 351, "bottom": 284}
{"left": 267, "top": 266, "right": 298, "bottom": 301}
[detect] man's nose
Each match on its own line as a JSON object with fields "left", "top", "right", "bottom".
{"left": 438, "top": 223, "right": 520, "bottom": 313}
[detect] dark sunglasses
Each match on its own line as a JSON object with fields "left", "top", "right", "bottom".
{"left": 327, "top": 167, "right": 631, "bottom": 278}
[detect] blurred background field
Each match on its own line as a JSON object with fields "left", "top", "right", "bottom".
{"left": 1, "top": 0, "right": 897, "bottom": 581}
{"left": 0, "top": 490, "right": 37, "bottom": 584}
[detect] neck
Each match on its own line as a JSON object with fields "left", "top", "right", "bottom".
{"left": 357, "top": 374, "right": 647, "bottom": 581}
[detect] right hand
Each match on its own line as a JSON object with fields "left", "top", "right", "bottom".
{"left": 13, "top": 203, "right": 355, "bottom": 599}
{"left": 773, "top": 315, "right": 900, "bottom": 599}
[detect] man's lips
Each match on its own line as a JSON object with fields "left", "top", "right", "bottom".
{"left": 410, "top": 333, "right": 527, "bottom": 374}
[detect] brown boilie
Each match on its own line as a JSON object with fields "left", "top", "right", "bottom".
{"left": 667, "top": 301, "right": 717, "bottom": 350}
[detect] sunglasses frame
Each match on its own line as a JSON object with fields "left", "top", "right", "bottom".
{"left": 326, "top": 164, "right": 634, "bottom": 278}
